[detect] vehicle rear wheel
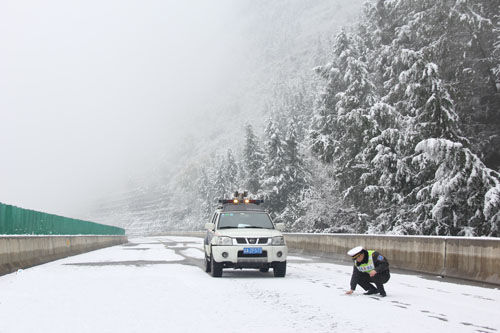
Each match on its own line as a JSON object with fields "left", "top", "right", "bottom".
{"left": 273, "top": 261, "right": 286, "bottom": 277}
{"left": 210, "top": 251, "right": 223, "bottom": 277}
{"left": 259, "top": 267, "right": 269, "bottom": 273}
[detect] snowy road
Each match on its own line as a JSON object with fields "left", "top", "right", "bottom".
{"left": 0, "top": 236, "right": 499, "bottom": 333}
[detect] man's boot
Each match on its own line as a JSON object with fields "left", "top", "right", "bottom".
{"left": 377, "top": 285, "right": 386, "bottom": 297}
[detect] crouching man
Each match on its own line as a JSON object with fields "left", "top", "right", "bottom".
{"left": 345, "top": 246, "right": 390, "bottom": 297}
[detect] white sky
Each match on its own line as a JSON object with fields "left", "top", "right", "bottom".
{"left": 0, "top": 0, "right": 243, "bottom": 216}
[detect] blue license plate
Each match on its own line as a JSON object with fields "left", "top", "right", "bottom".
{"left": 243, "top": 247, "right": 262, "bottom": 255}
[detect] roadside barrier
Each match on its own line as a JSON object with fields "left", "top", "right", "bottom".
{"left": 284, "top": 233, "right": 500, "bottom": 285}
{"left": 0, "top": 202, "right": 125, "bottom": 235}
{"left": 0, "top": 202, "right": 127, "bottom": 275}
{"left": 0, "top": 235, "right": 128, "bottom": 276}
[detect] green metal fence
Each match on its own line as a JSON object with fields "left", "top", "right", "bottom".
{"left": 0, "top": 202, "right": 125, "bottom": 235}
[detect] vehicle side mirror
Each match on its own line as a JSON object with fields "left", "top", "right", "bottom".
{"left": 275, "top": 223, "right": 285, "bottom": 231}
{"left": 205, "top": 222, "right": 215, "bottom": 231}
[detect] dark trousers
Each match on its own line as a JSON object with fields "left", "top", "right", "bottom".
{"left": 357, "top": 271, "right": 390, "bottom": 291}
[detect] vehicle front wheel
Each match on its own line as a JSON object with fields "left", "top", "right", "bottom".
{"left": 204, "top": 254, "right": 211, "bottom": 273}
{"left": 210, "top": 251, "right": 223, "bottom": 277}
{"left": 273, "top": 261, "right": 286, "bottom": 277}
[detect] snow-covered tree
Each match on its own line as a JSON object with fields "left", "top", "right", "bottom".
{"left": 305, "top": 0, "right": 500, "bottom": 236}
{"left": 198, "top": 165, "right": 215, "bottom": 220}
{"left": 310, "top": 29, "right": 352, "bottom": 164}
{"left": 298, "top": 161, "right": 369, "bottom": 233}
{"left": 225, "top": 149, "right": 239, "bottom": 193}
{"left": 242, "top": 124, "right": 264, "bottom": 195}
{"left": 260, "top": 119, "right": 287, "bottom": 215}
{"left": 358, "top": 103, "right": 403, "bottom": 223}
{"left": 409, "top": 138, "right": 500, "bottom": 236}
{"left": 310, "top": 27, "right": 379, "bottom": 222}
{"left": 277, "top": 116, "right": 310, "bottom": 229}
{"left": 154, "top": 0, "right": 500, "bottom": 236}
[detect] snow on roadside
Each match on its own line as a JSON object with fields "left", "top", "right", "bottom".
{"left": 0, "top": 236, "right": 498, "bottom": 333}
{"left": 180, "top": 248, "right": 205, "bottom": 259}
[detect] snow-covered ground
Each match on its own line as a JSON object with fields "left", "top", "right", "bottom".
{"left": 0, "top": 236, "right": 499, "bottom": 333}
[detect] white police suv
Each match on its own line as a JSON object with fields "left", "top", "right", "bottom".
{"left": 204, "top": 193, "right": 287, "bottom": 277}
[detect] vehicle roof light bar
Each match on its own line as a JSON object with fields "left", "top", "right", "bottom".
{"left": 218, "top": 199, "right": 264, "bottom": 205}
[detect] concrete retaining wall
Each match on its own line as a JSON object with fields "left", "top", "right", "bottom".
{"left": 444, "top": 237, "right": 500, "bottom": 285}
{"left": 284, "top": 234, "right": 448, "bottom": 275}
{"left": 285, "top": 233, "right": 500, "bottom": 285}
{"left": 0, "top": 235, "right": 128, "bottom": 276}
{"left": 160, "top": 231, "right": 500, "bottom": 285}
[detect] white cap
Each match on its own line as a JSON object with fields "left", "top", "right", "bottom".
{"left": 347, "top": 246, "right": 364, "bottom": 257}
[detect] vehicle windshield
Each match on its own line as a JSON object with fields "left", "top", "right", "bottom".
{"left": 218, "top": 212, "right": 274, "bottom": 229}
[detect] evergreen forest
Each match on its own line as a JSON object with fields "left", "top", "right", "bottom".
{"left": 92, "top": 0, "right": 500, "bottom": 237}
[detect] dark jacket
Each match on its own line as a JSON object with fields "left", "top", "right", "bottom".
{"left": 350, "top": 250, "right": 390, "bottom": 290}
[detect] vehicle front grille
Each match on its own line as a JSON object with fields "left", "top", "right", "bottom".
{"left": 235, "top": 237, "right": 269, "bottom": 244}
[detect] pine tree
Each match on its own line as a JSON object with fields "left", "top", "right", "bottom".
{"left": 358, "top": 102, "right": 404, "bottom": 232}
{"left": 284, "top": 117, "right": 308, "bottom": 194}
{"left": 310, "top": 29, "right": 351, "bottom": 164}
{"left": 213, "top": 154, "right": 228, "bottom": 200}
{"left": 299, "top": 161, "right": 369, "bottom": 233}
{"left": 278, "top": 116, "right": 310, "bottom": 229}
{"left": 310, "top": 0, "right": 500, "bottom": 235}
{"left": 198, "top": 166, "right": 214, "bottom": 220}
{"left": 371, "top": 0, "right": 500, "bottom": 171}
{"left": 261, "top": 118, "right": 287, "bottom": 216}
{"left": 242, "top": 124, "right": 264, "bottom": 195}
{"left": 225, "top": 149, "right": 239, "bottom": 193}
{"left": 333, "top": 42, "right": 378, "bottom": 210}
{"left": 365, "top": 1, "right": 500, "bottom": 235}
{"left": 310, "top": 28, "right": 379, "bottom": 224}
{"left": 411, "top": 138, "right": 500, "bottom": 236}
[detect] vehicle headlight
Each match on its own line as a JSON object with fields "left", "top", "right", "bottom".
{"left": 272, "top": 236, "right": 285, "bottom": 246}
{"left": 215, "top": 236, "right": 233, "bottom": 246}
